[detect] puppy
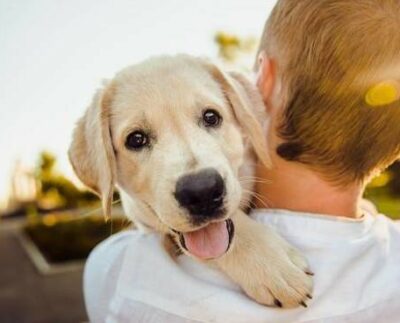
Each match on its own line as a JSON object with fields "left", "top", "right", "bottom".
{"left": 69, "top": 55, "right": 313, "bottom": 308}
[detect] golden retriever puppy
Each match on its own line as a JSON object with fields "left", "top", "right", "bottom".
{"left": 69, "top": 55, "right": 313, "bottom": 308}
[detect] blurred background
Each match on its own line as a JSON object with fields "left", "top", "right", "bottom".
{"left": 0, "top": 0, "right": 399, "bottom": 322}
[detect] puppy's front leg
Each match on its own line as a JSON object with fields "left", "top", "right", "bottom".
{"left": 213, "top": 211, "right": 313, "bottom": 308}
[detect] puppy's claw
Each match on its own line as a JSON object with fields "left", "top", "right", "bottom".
{"left": 305, "top": 270, "right": 315, "bottom": 276}
{"left": 306, "top": 293, "right": 313, "bottom": 299}
{"left": 300, "top": 301, "right": 308, "bottom": 308}
{"left": 274, "top": 299, "right": 283, "bottom": 308}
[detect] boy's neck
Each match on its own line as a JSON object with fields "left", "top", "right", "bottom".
{"left": 254, "top": 157, "right": 364, "bottom": 219}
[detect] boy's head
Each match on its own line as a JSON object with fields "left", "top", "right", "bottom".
{"left": 256, "top": 0, "right": 400, "bottom": 185}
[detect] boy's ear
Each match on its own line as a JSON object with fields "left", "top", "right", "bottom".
{"left": 201, "top": 59, "right": 271, "bottom": 168}
{"left": 256, "top": 52, "right": 276, "bottom": 113}
{"left": 68, "top": 82, "right": 117, "bottom": 219}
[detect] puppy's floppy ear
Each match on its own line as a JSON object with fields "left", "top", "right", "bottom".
{"left": 68, "top": 82, "right": 116, "bottom": 219}
{"left": 203, "top": 61, "right": 271, "bottom": 168}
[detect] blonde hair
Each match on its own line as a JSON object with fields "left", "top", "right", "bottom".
{"left": 257, "top": 0, "right": 400, "bottom": 185}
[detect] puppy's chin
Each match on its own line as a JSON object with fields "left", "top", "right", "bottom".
{"left": 172, "top": 219, "right": 235, "bottom": 260}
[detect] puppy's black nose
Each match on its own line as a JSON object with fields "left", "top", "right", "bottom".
{"left": 174, "top": 168, "right": 225, "bottom": 218}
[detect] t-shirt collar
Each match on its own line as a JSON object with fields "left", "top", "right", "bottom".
{"left": 250, "top": 208, "right": 376, "bottom": 241}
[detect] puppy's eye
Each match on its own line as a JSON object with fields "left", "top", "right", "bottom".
{"left": 203, "top": 109, "right": 222, "bottom": 127}
{"left": 125, "top": 131, "right": 149, "bottom": 150}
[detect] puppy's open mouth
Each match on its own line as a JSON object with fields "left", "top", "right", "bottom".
{"left": 174, "top": 219, "right": 234, "bottom": 260}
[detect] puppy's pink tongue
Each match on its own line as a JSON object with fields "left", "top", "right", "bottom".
{"left": 183, "top": 221, "right": 229, "bottom": 259}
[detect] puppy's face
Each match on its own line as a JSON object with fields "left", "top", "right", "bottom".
{"left": 113, "top": 59, "right": 244, "bottom": 254}
{"left": 69, "top": 56, "right": 269, "bottom": 259}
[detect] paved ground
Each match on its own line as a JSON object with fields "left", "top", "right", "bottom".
{"left": 0, "top": 220, "right": 87, "bottom": 323}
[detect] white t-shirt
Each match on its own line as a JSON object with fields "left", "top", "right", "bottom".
{"left": 84, "top": 209, "right": 400, "bottom": 323}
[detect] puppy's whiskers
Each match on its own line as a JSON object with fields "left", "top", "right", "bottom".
{"left": 239, "top": 176, "right": 272, "bottom": 185}
{"left": 241, "top": 188, "right": 271, "bottom": 209}
{"left": 72, "top": 198, "right": 122, "bottom": 220}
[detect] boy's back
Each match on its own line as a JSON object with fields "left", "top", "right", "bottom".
{"left": 84, "top": 208, "right": 400, "bottom": 322}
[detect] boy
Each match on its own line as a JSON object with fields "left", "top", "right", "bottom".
{"left": 84, "top": 1, "right": 400, "bottom": 321}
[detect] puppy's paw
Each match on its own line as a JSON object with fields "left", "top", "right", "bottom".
{"left": 215, "top": 214, "right": 314, "bottom": 308}
{"left": 242, "top": 244, "right": 313, "bottom": 308}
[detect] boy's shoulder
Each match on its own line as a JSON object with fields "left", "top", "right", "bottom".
{"left": 84, "top": 211, "right": 400, "bottom": 323}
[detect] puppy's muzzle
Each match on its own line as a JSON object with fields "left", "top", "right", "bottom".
{"left": 174, "top": 168, "right": 226, "bottom": 221}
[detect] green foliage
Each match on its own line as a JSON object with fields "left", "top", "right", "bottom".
{"left": 365, "top": 162, "right": 400, "bottom": 218}
{"left": 38, "top": 151, "right": 56, "bottom": 175}
{"left": 34, "top": 151, "right": 99, "bottom": 211}
{"left": 214, "top": 31, "right": 257, "bottom": 63}
{"left": 365, "top": 187, "right": 400, "bottom": 219}
{"left": 25, "top": 214, "right": 129, "bottom": 263}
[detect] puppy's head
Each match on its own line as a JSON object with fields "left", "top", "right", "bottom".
{"left": 69, "top": 55, "right": 270, "bottom": 259}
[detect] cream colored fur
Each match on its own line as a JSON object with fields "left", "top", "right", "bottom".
{"left": 69, "top": 55, "right": 313, "bottom": 308}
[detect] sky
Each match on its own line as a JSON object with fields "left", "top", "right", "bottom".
{"left": 0, "top": 0, "right": 276, "bottom": 204}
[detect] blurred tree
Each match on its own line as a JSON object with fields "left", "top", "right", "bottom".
{"left": 214, "top": 31, "right": 257, "bottom": 66}
{"left": 35, "top": 151, "right": 98, "bottom": 211}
